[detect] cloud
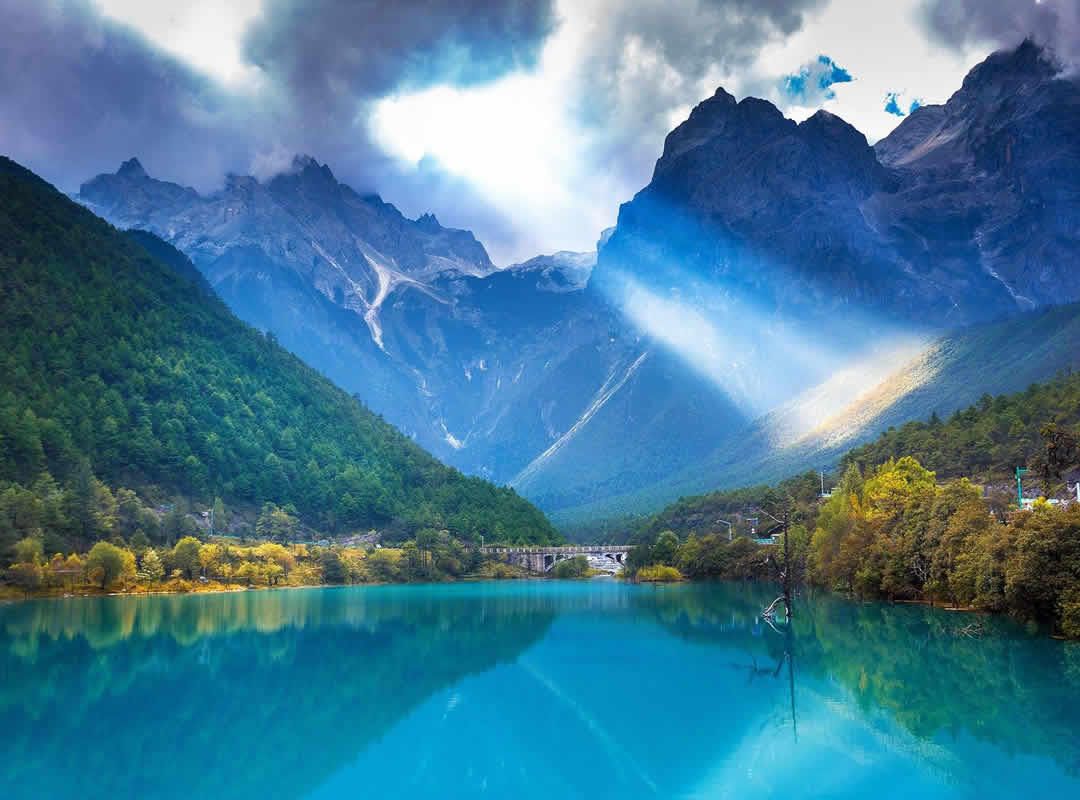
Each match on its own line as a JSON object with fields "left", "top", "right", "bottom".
{"left": 244, "top": 0, "right": 556, "bottom": 112}
{"left": 779, "top": 54, "right": 852, "bottom": 103}
{"left": 0, "top": 0, "right": 262, "bottom": 192}
{"left": 0, "top": 0, "right": 538, "bottom": 258}
{"left": 919, "top": 0, "right": 1080, "bottom": 67}
{"left": 363, "top": 0, "right": 832, "bottom": 255}
{"left": 565, "top": 0, "right": 829, "bottom": 181}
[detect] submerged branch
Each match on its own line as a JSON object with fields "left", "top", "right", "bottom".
{"left": 763, "top": 595, "right": 786, "bottom": 617}
{"left": 955, "top": 620, "right": 985, "bottom": 639}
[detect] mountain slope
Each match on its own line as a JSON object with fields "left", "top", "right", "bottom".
{"left": 550, "top": 300, "right": 1080, "bottom": 523}
{"left": 0, "top": 156, "right": 557, "bottom": 543}
{"left": 632, "top": 362, "right": 1080, "bottom": 547}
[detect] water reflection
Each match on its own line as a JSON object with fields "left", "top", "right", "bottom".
{"left": 2, "top": 582, "right": 1079, "bottom": 799}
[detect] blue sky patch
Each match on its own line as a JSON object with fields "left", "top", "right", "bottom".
{"left": 885, "top": 92, "right": 924, "bottom": 117}
{"left": 780, "top": 55, "right": 853, "bottom": 104}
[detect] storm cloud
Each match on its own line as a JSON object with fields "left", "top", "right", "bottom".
{"left": 0, "top": 0, "right": 260, "bottom": 192}
{"left": 245, "top": 0, "right": 556, "bottom": 107}
{"left": 920, "top": 0, "right": 1080, "bottom": 68}
{"left": 0, "top": 0, "right": 837, "bottom": 262}
{"left": 0, "top": 0, "right": 545, "bottom": 254}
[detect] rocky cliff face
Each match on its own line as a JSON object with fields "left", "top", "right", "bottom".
{"left": 80, "top": 155, "right": 494, "bottom": 348}
{"left": 871, "top": 39, "right": 1080, "bottom": 310}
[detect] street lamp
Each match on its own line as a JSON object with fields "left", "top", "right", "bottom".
{"left": 715, "top": 519, "right": 733, "bottom": 541}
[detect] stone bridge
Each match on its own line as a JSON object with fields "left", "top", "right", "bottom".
{"left": 479, "top": 545, "right": 633, "bottom": 573}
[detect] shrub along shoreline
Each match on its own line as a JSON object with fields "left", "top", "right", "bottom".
{"left": 2, "top": 529, "right": 536, "bottom": 600}
{"left": 622, "top": 456, "right": 1080, "bottom": 638}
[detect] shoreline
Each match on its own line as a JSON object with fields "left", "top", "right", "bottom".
{"left": 0, "top": 572, "right": 547, "bottom": 602}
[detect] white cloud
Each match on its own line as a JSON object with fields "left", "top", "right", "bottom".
{"left": 750, "top": 0, "right": 983, "bottom": 141}
{"left": 95, "top": 0, "right": 266, "bottom": 86}
{"left": 362, "top": 0, "right": 994, "bottom": 260}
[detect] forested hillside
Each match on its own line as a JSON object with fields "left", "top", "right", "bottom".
{"left": 842, "top": 370, "right": 1080, "bottom": 486}
{"left": 0, "top": 157, "right": 558, "bottom": 556}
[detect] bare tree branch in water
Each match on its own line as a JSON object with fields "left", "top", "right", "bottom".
{"left": 955, "top": 620, "right": 985, "bottom": 638}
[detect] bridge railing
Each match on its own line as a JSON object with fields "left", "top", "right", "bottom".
{"left": 473, "top": 545, "right": 632, "bottom": 554}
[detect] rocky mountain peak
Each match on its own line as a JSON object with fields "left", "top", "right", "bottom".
{"left": 958, "top": 37, "right": 1060, "bottom": 99}
{"left": 798, "top": 108, "right": 889, "bottom": 190}
{"left": 798, "top": 108, "right": 862, "bottom": 145}
{"left": 656, "top": 90, "right": 795, "bottom": 174}
{"left": 415, "top": 212, "right": 442, "bottom": 232}
{"left": 270, "top": 154, "right": 338, "bottom": 195}
{"left": 289, "top": 153, "right": 321, "bottom": 172}
{"left": 224, "top": 173, "right": 258, "bottom": 190}
{"left": 116, "top": 157, "right": 147, "bottom": 179}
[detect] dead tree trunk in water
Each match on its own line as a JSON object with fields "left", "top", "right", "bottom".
{"left": 760, "top": 510, "right": 791, "bottom": 621}
{"left": 781, "top": 512, "right": 792, "bottom": 619}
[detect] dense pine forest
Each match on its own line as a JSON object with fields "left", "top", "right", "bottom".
{"left": 0, "top": 156, "right": 558, "bottom": 565}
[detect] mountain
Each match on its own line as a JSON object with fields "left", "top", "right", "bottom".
{"left": 531, "top": 39, "right": 1080, "bottom": 517}
{"left": 74, "top": 41, "right": 1080, "bottom": 524}
{"left": 0, "top": 155, "right": 557, "bottom": 544}
{"left": 873, "top": 40, "right": 1080, "bottom": 310}
{"left": 550, "top": 40, "right": 1080, "bottom": 518}
{"left": 76, "top": 156, "right": 750, "bottom": 514}
{"left": 595, "top": 39, "right": 1080, "bottom": 326}
{"left": 78, "top": 157, "right": 607, "bottom": 467}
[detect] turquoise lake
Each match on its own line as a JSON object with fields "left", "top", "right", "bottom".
{"left": 3, "top": 580, "right": 1080, "bottom": 798}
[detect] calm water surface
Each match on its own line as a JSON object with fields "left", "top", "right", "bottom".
{"left": 3, "top": 580, "right": 1080, "bottom": 799}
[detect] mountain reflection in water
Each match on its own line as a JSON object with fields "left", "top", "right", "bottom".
{"left": 2, "top": 581, "right": 1079, "bottom": 799}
